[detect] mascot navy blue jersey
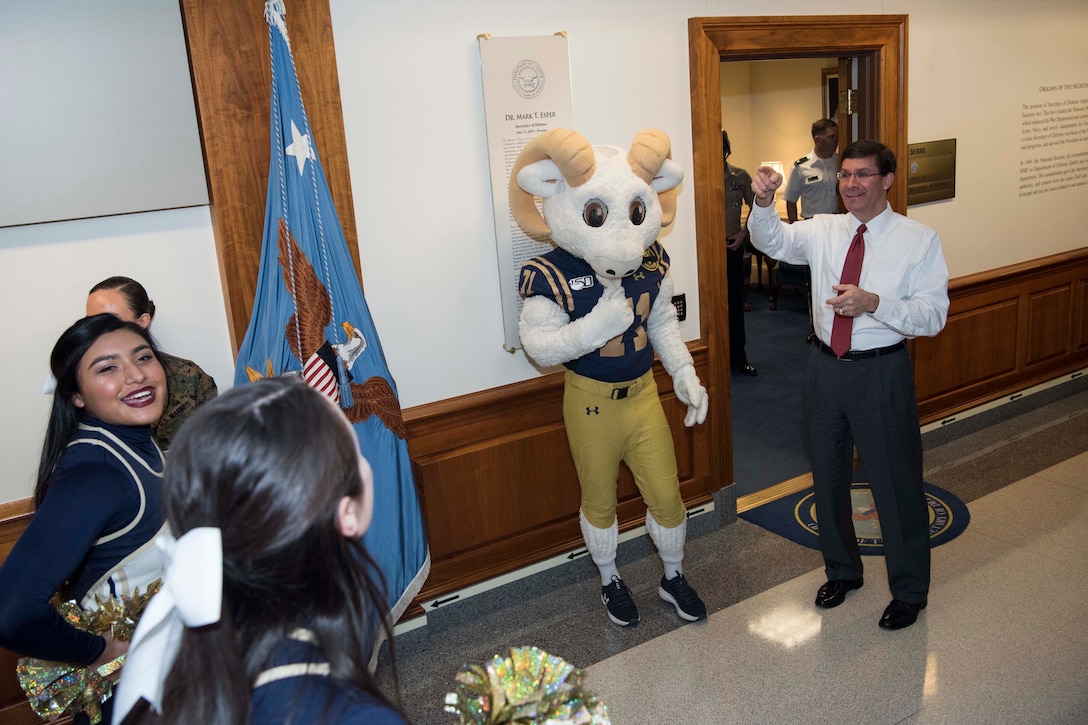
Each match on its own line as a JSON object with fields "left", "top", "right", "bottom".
{"left": 520, "top": 242, "right": 670, "bottom": 383}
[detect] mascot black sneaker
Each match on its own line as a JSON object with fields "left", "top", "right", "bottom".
{"left": 659, "top": 573, "right": 707, "bottom": 621}
{"left": 601, "top": 575, "right": 639, "bottom": 626}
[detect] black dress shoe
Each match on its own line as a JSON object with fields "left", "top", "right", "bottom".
{"left": 814, "top": 578, "right": 863, "bottom": 608}
{"left": 878, "top": 598, "right": 927, "bottom": 630}
{"left": 732, "top": 363, "right": 758, "bottom": 376}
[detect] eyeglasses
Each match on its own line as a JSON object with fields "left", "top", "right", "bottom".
{"left": 836, "top": 170, "right": 883, "bottom": 180}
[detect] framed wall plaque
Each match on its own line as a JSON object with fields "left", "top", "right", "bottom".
{"left": 907, "top": 139, "right": 957, "bottom": 205}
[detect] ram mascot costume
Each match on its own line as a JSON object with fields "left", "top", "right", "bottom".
{"left": 512, "top": 128, "right": 709, "bottom": 626}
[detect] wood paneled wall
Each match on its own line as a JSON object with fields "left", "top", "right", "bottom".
{"left": 404, "top": 349, "right": 713, "bottom": 613}
{"left": 402, "top": 249, "right": 1088, "bottom": 608}
{"left": 0, "top": 501, "right": 69, "bottom": 725}
{"left": 913, "top": 248, "right": 1088, "bottom": 422}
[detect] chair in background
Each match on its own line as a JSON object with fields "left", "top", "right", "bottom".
{"left": 770, "top": 262, "right": 816, "bottom": 341}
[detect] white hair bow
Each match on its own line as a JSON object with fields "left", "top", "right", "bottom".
{"left": 111, "top": 527, "right": 223, "bottom": 723}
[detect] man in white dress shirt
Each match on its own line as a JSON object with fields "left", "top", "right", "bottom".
{"left": 748, "top": 139, "right": 949, "bottom": 630}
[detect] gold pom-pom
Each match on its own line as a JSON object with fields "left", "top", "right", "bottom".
{"left": 444, "top": 646, "right": 610, "bottom": 724}
{"left": 16, "top": 581, "right": 162, "bottom": 724}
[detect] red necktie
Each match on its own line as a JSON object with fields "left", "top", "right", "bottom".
{"left": 830, "top": 223, "right": 866, "bottom": 357}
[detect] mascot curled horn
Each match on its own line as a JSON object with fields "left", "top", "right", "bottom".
{"left": 513, "top": 128, "right": 709, "bottom": 626}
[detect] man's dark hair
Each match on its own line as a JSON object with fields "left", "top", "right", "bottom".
{"left": 842, "top": 139, "right": 897, "bottom": 175}
{"left": 721, "top": 130, "right": 732, "bottom": 158}
{"left": 811, "top": 118, "right": 838, "bottom": 137}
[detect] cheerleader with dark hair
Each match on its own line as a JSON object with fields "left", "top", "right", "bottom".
{"left": 113, "top": 377, "right": 407, "bottom": 725}
{"left": 0, "top": 314, "right": 169, "bottom": 724}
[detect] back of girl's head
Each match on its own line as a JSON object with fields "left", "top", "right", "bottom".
{"left": 165, "top": 377, "right": 358, "bottom": 552}
{"left": 88, "top": 275, "right": 156, "bottom": 320}
{"left": 36, "top": 314, "right": 158, "bottom": 506}
{"left": 154, "top": 377, "right": 397, "bottom": 724}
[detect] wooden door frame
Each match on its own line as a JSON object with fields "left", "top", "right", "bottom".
{"left": 688, "top": 15, "right": 908, "bottom": 496}
{"left": 180, "top": 0, "right": 360, "bottom": 350}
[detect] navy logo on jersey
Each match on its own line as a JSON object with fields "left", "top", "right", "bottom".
{"left": 570, "top": 275, "right": 594, "bottom": 291}
{"left": 641, "top": 247, "right": 661, "bottom": 273}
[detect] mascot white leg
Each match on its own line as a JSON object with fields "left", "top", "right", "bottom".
{"left": 580, "top": 511, "right": 638, "bottom": 627}
{"left": 646, "top": 511, "right": 707, "bottom": 622}
{"left": 579, "top": 510, "right": 619, "bottom": 582}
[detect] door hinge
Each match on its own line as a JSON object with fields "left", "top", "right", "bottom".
{"left": 838, "top": 88, "right": 858, "bottom": 115}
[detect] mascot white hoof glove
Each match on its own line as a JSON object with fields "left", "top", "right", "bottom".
{"left": 512, "top": 128, "right": 708, "bottom": 625}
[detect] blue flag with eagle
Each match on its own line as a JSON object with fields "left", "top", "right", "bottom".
{"left": 234, "top": 0, "right": 429, "bottom": 623}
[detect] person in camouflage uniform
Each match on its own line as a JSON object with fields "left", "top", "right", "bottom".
{"left": 152, "top": 352, "right": 217, "bottom": 449}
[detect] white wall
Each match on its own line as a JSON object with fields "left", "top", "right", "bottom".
{"left": 0, "top": 208, "right": 235, "bottom": 500}
{"left": 0, "top": 1, "right": 207, "bottom": 227}
{"left": 900, "top": 0, "right": 1088, "bottom": 275}
{"left": 328, "top": 0, "right": 709, "bottom": 409}
{"left": 2, "top": 0, "right": 1086, "bottom": 503}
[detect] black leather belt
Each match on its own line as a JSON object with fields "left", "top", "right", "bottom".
{"left": 611, "top": 386, "right": 630, "bottom": 400}
{"left": 814, "top": 339, "right": 905, "bottom": 361}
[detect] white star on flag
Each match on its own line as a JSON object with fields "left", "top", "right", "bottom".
{"left": 285, "top": 120, "right": 314, "bottom": 175}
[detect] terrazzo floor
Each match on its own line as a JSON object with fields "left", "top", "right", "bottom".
{"left": 587, "top": 452, "right": 1088, "bottom": 724}
{"left": 379, "top": 379, "right": 1088, "bottom": 724}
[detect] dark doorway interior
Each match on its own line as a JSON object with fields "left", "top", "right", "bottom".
{"left": 729, "top": 279, "right": 812, "bottom": 498}
{"left": 719, "top": 55, "right": 845, "bottom": 498}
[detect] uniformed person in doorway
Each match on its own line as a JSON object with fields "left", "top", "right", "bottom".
{"left": 784, "top": 118, "right": 839, "bottom": 223}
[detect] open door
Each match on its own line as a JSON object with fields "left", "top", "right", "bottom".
{"left": 688, "top": 15, "right": 908, "bottom": 509}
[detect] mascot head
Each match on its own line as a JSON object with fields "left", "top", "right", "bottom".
{"left": 509, "top": 128, "right": 682, "bottom": 280}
